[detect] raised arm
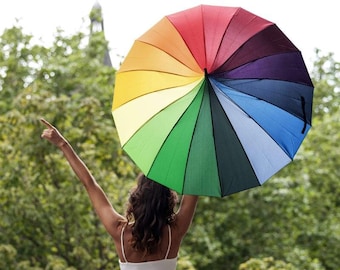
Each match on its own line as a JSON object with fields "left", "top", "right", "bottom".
{"left": 175, "top": 195, "right": 198, "bottom": 237}
{"left": 40, "top": 118, "right": 124, "bottom": 238}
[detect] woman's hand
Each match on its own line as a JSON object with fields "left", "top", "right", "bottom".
{"left": 40, "top": 118, "right": 67, "bottom": 148}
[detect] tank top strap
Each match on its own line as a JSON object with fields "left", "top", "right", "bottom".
{"left": 165, "top": 225, "right": 172, "bottom": 259}
{"left": 120, "top": 224, "right": 128, "bottom": 262}
{"left": 121, "top": 224, "right": 172, "bottom": 262}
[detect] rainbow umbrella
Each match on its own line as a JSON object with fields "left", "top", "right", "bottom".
{"left": 112, "top": 5, "right": 314, "bottom": 197}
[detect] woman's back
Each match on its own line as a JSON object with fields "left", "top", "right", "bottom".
{"left": 118, "top": 223, "right": 178, "bottom": 270}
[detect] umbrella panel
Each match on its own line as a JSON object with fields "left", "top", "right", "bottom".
{"left": 123, "top": 80, "right": 204, "bottom": 191}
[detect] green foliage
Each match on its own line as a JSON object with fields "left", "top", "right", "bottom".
{"left": 0, "top": 22, "right": 339, "bottom": 270}
{"left": 0, "top": 25, "right": 136, "bottom": 269}
{"left": 0, "top": 25, "right": 45, "bottom": 113}
{"left": 239, "top": 257, "right": 295, "bottom": 270}
{"left": 310, "top": 49, "right": 340, "bottom": 117}
{"left": 239, "top": 255, "right": 324, "bottom": 270}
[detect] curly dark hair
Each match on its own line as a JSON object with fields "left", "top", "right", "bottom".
{"left": 125, "top": 174, "right": 178, "bottom": 255}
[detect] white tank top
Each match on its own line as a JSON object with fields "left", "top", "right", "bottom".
{"left": 119, "top": 225, "right": 177, "bottom": 270}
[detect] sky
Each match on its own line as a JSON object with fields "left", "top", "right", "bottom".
{"left": 1, "top": 0, "right": 339, "bottom": 71}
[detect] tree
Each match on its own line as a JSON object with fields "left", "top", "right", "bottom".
{"left": 0, "top": 24, "right": 136, "bottom": 269}
{"left": 310, "top": 49, "right": 340, "bottom": 117}
{"left": 0, "top": 25, "right": 45, "bottom": 114}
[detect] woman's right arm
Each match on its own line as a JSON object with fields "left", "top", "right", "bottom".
{"left": 175, "top": 195, "right": 198, "bottom": 237}
{"left": 40, "top": 118, "right": 125, "bottom": 239}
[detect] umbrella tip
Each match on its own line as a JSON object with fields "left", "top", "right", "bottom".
{"left": 204, "top": 68, "right": 208, "bottom": 76}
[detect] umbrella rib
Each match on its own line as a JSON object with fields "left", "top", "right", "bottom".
{"left": 129, "top": 39, "right": 202, "bottom": 75}
{"left": 214, "top": 84, "right": 295, "bottom": 192}
{"left": 212, "top": 80, "right": 305, "bottom": 158}
{"left": 208, "top": 79, "right": 260, "bottom": 195}
{"left": 215, "top": 77, "right": 312, "bottom": 124}
{"left": 180, "top": 93, "right": 204, "bottom": 195}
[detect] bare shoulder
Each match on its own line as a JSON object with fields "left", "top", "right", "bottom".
{"left": 110, "top": 219, "right": 128, "bottom": 243}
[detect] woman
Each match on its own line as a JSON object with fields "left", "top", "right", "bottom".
{"left": 40, "top": 118, "right": 198, "bottom": 269}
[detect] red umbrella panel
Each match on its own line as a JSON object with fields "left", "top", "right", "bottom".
{"left": 112, "top": 5, "right": 314, "bottom": 197}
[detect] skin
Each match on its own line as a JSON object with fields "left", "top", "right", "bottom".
{"left": 40, "top": 118, "right": 198, "bottom": 263}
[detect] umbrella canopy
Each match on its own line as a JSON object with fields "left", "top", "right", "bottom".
{"left": 112, "top": 5, "right": 314, "bottom": 197}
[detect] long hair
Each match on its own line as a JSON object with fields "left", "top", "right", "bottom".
{"left": 126, "top": 174, "right": 178, "bottom": 255}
